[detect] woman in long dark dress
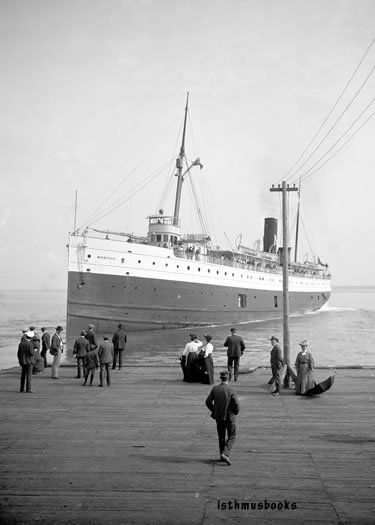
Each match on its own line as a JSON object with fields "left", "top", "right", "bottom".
{"left": 180, "top": 334, "right": 203, "bottom": 382}
{"left": 199, "top": 335, "right": 215, "bottom": 384}
{"left": 295, "top": 339, "right": 316, "bottom": 394}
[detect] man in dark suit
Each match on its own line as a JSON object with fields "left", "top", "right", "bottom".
{"left": 85, "top": 324, "right": 98, "bottom": 350}
{"left": 73, "top": 331, "right": 90, "bottom": 378}
{"left": 224, "top": 327, "right": 246, "bottom": 381}
{"left": 270, "top": 336, "right": 284, "bottom": 396}
{"left": 205, "top": 370, "right": 240, "bottom": 465}
{"left": 112, "top": 323, "right": 127, "bottom": 369}
{"left": 41, "top": 327, "right": 50, "bottom": 367}
{"left": 17, "top": 332, "right": 36, "bottom": 393}
{"left": 98, "top": 336, "right": 114, "bottom": 387}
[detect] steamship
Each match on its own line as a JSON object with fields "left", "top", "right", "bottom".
{"left": 66, "top": 96, "right": 331, "bottom": 343}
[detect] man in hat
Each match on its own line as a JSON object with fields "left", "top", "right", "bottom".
{"left": 73, "top": 331, "right": 90, "bottom": 378}
{"left": 269, "top": 336, "right": 284, "bottom": 396}
{"left": 85, "top": 324, "right": 98, "bottom": 351}
{"left": 223, "top": 328, "right": 246, "bottom": 381}
{"left": 50, "top": 326, "right": 64, "bottom": 379}
{"left": 98, "top": 335, "right": 114, "bottom": 387}
{"left": 205, "top": 370, "right": 240, "bottom": 465}
{"left": 41, "top": 327, "right": 51, "bottom": 368}
{"left": 17, "top": 332, "right": 36, "bottom": 393}
{"left": 111, "top": 323, "right": 127, "bottom": 370}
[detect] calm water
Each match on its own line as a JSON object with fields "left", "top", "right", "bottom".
{"left": 1, "top": 287, "right": 374, "bottom": 370}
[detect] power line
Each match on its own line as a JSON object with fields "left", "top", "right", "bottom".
{"left": 278, "top": 38, "right": 375, "bottom": 185}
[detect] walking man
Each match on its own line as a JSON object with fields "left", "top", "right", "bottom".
{"left": 85, "top": 324, "right": 98, "bottom": 350}
{"left": 98, "top": 336, "right": 114, "bottom": 387}
{"left": 41, "top": 327, "right": 50, "bottom": 367}
{"left": 50, "top": 326, "right": 64, "bottom": 379}
{"left": 17, "top": 332, "right": 36, "bottom": 393}
{"left": 270, "top": 336, "right": 284, "bottom": 396}
{"left": 205, "top": 370, "right": 240, "bottom": 465}
{"left": 112, "top": 323, "right": 127, "bottom": 369}
{"left": 224, "top": 327, "right": 246, "bottom": 381}
{"left": 73, "top": 331, "right": 90, "bottom": 378}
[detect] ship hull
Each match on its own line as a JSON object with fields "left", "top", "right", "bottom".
{"left": 67, "top": 269, "right": 330, "bottom": 345}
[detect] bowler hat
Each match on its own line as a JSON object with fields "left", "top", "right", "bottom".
{"left": 204, "top": 334, "right": 212, "bottom": 342}
{"left": 29, "top": 326, "right": 36, "bottom": 331}
{"left": 190, "top": 333, "right": 197, "bottom": 339}
{"left": 270, "top": 336, "right": 279, "bottom": 342}
{"left": 230, "top": 327, "right": 236, "bottom": 333}
{"left": 220, "top": 370, "right": 229, "bottom": 379}
{"left": 55, "top": 326, "right": 63, "bottom": 331}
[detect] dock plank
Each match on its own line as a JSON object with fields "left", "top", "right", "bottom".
{"left": 0, "top": 366, "right": 374, "bottom": 524}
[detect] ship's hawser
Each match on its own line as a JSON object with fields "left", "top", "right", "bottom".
{"left": 66, "top": 96, "right": 331, "bottom": 344}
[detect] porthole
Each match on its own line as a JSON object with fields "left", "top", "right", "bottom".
{"left": 152, "top": 262, "right": 156, "bottom": 265}
{"left": 86, "top": 269, "right": 91, "bottom": 272}
{"left": 121, "top": 258, "right": 125, "bottom": 263}
{"left": 87, "top": 254, "right": 91, "bottom": 258}
{"left": 187, "top": 266, "right": 190, "bottom": 270}
{"left": 138, "top": 260, "right": 141, "bottom": 263}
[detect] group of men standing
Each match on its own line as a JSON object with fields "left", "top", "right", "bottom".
{"left": 17, "top": 325, "right": 64, "bottom": 392}
{"left": 17, "top": 322, "right": 128, "bottom": 392}
{"left": 72, "top": 323, "right": 127, "bottom": 387}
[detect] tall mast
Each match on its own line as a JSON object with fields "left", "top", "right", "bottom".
{"left": 294, "top": 181, "right": 301, "bottom": 262}
{"left": 173, "top": 92, "right": 189, "bottom": 226}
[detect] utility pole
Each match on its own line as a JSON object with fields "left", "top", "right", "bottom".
{"left": 270, "top": 181, "right": 298, "bottom": 387}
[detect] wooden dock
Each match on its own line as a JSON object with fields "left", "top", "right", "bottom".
{"left": 0, "top": 365, "right": 374, "bottom": 524}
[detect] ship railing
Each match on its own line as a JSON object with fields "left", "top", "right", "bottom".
{"left": 172, "top": 249, "right": 330, "bottom": 279}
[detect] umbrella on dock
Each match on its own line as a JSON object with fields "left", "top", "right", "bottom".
{"left": 305, "top": 375, "right": 335, "bottom": 396}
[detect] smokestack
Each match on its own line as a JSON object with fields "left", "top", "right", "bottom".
{"left": 263, "top": 218, "right": 278, "bottom": 253}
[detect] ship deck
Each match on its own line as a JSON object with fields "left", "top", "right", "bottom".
{"left": 0, "top": 365, "right": 374, "bottom": 524}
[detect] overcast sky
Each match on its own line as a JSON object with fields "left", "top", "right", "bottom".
{"left": 1, "top": 0, "right": 374, "bottom": 289}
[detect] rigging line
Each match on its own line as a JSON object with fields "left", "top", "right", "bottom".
{"left": 86, "top": 167, "right": 168, "bottom": 228}
{"left": 196, "top": 163, "right": 217, "bottom": 246}
{"left": 186, "top": 164, "right": 208, "bottom": 237}
{"left": 157, "top": 127, "right": 183, "bottom": 212}
{"left": 85, "top": 157, "right": 174, "bottom": 224}
{"left": 83, "top": 160, "right": 172, "bottom": 228}
{"left": 185, "top": 153, "right": 210, "bottom": 236}
{"left": 157, "top": 130, "right": 181, "bottom": 210}
{"left": 300, "top": 217, "right": 315, "bottom": 258}
{"left": 292, "top": 99, "right": 375, "bottom": 185}
{"left": 83, "top": 115, "right": 182, "bottom": 225}
{"left": 278, "top": 39, "right": 375, "bottom": 184}
{"left": 281, "top": 63, "right": 375, "bottom": 185}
